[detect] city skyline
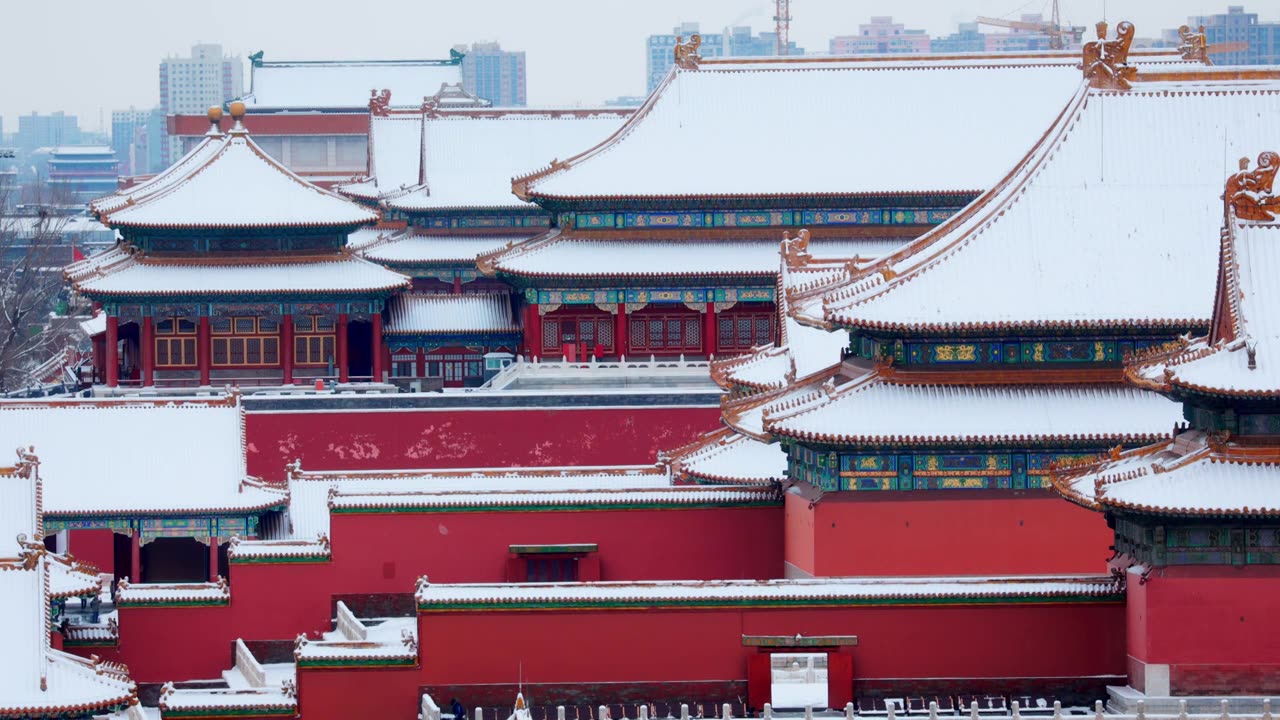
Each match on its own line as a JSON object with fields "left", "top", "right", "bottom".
{"left": 1, "top": 0, "right": 1271, "bottom": 132}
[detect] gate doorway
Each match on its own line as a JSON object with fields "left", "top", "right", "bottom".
{"left": 770, "top": 653, "right": 829, "bottom": 709}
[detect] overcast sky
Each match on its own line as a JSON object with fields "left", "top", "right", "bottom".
{"left": 0, "top": 0, "right": 1261, "bottom": 132}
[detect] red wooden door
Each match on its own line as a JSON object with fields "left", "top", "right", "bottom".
{"left": 748, "top": 653, "right": 772, "bottom": 712}
{"left": 827, "top": 652, "right": 854, "bottom": 710}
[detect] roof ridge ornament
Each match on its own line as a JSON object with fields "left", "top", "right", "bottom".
{"left": 674, "top": 34, "right": 703, "bottom": 70}
{"left": 781, "top": 229, "right": 812, "bottom": 270}
{"left": 227, "top": 101, "right": 249, "bottom": 136}
{"left": 369, "top": 89, "right": 392, "bottom": 117}
{"left": 205, "top": 106, "right": 224, "bottom": 138}
{"left": 1082, "top": 20, "right": 1136, "bottom": 90}
{"left": 1177, "top": 24, "right": 1210, "bottom": 64}
{"left": 1226, "top": 152, "right": 1280, "bottom": 221}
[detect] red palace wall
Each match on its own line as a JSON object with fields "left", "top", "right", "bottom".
{"left": 68, "top": 529, "right": 116, "bottom": 575}
{"left": 790, "top": 491, "right": 1112, "bottom": 577}
{"left": 75, "top": 504, "right": 779, "bottom": 683}
{"left": 244, "top": 407, "right": 722, "bottom": 481}
{"left": 413, "top": 601, "right": 1126, "bottom": 706}
{"left": 1126, "top": 564, "right": 1280, "bottom": 695}
{"left": 329, "top": 505, "right": 783, "bottom": 591}
{"left": 783, "top": 493, "right": 817, "bottom": 577}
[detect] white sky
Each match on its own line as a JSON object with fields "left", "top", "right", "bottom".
{"left": 0, "top": 0, "right": 1260, "bottom": 133}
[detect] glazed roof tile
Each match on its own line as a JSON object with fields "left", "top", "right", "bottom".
{"left": 70, "top": 248, "right": 409, "bottom": 298}
{"left": 818, "top": 79, "right": 1280, "bottom": 333}
{"left": 386, "top": 293, "right": 518, "bottom": 336}
{"left": 90, "top": 135, "right": 223, "bottom": 216}
{"left": 96, "top": 133, "right": 378, "bottom": 230}
{"left": 330, "top": 485, "right": 776, "bottom": 511}
{"left": 767, "top": 376, "right": 1181, "bottom": 446}
{"left": 0, "top": 398, "right": 286, "bottom": 518}
{"left": 116, "top": 579, "right": 230, "bottom": 605}
{"left": 521, "top": 59, "right": 1084, "bottom": 201}
{"left": 335, "top": 114, "right": 423, "bottom": 200}
{"left": 673, "top": 431, "right": 788, "bottom": 485}
{"left": 416, "top": 574, "right": 1123, "bottom": 606}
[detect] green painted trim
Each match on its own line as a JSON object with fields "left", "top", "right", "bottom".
{"left": 418, "top": 593, "right": 1123, "bottom": 612}
{"left": 228, "top": 554, "right": 331, "bottom": 565}
{"left": 61, "top": 639, "right": 120, "bottom": 648}
{"left": 116, "top": 599, "right": 230, "bottom": 609}
{"left": 509, "top": 543, "right": 599, "bottom": 554}
{"left": 742, "top": 634, "right": 859, "bottom": 647}
{"left": 160, "top": 705, "right": 297, "bottom": 719}
{"left": 334, "top": 500, "right": 781, "bottom": 515}
{"left": 294, "top": 656, "right": 417, "bottom": 669}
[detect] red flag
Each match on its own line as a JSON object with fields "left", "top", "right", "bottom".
{"left": 72, "top": 245, "right": 86, "bottom": 262}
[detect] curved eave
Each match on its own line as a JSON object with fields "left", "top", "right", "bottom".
{"left": 494, "top": 267, "right": 776, "bottom": 281}
{"left": 0, "top": 693, "right": 135, "bottom": 719}
{"left": 387, "top": 201, "right": 536, "bottom": 213}
{"left": 103, "top": 217, "right": 378, "bottom": 231}
{"left": 1099, "top": 498, "right": 1280, "bottom": 519}
{"left": 384, "top": 326, "right": 521, "bottom": 337}
{"left": 525, "top": 188, "right": 982, "bottom": 207}
{"left": 47, "top": 497, "right": 288, "bottom": 519}
{"left": 770, "top": 429, "right": 1170, "bottom": 448}
{"left": 831, "top": 315, "right": 1210, "bottom": 335}
{"left": 75, "top": 281, "right": 410, "bottom": 300}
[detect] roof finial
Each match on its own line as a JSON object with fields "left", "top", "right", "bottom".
{"left": 1082, "top": 20, "right": 1137, "bottom": 90}
{"left": 1225, "top": 151, "right": 1280, "bottom": 221}
{"left": 206, "top": 106, "right": 224, "bottom": 137}
{"left": 674, "top": 34, "right": 703, "bottom": 70}
{"left": 227, "top": 101, "right": 248, "bottom": 136}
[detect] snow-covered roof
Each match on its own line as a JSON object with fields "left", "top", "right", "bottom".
{"left": 90, "top": 132, "right": 223, "bottom": 216}
{"left": 275, "top": 464, "right": 671, "bottom": 540}
{"left": 1053, "top": 433, "right": 1280, "bottom": 518}
{"left": 335, "top": 114, "right": 422, "bottom": 200}
{"left": 379, "top": 111, "right": 628, "bottom": 210}
{"left": 386, "top": 293, "right": 518, "bottom": 336}
{"left": 69, "top": 245, "right": 409, "bottom": 298}
{"left": 767, "top": 376, "right": 1181, "bottom": 446}
{"left": 116, "top": 579, "right": 230, "bottom": 606}
{"left": 360, "top": 231, "right": 526, "bottom": 265}
{"left": 671, "top": 430, "right": 788, "bottom": 485}
{"left": 244, "top": 59, "right": 462, "bottom": 110}
{"left": 0, "top": 398, "right": 286, "bottom": 518}
{"left": 519, "top": 57, "right": 1084, "bottom": 202}
{"left": 1140, "top": 221, "right": 1280, "bottom": 398}
{"left": 0, "top": 463, "right": 135, "bottom": 718}
{"left": 294, "top": 614, "right": 416, "bottom": 667}
{"left": 814, "top": 78, "right": 1280, "bottom": 333}
{"left": 78, "top": 312, "right": 107, "bottom": 338}
{"left": 95, "top": 122, "right": 378, "bottom": 230}
{"left": 416, "top": 574, "right": 1123, "bottom": 608}
{"left": 331, "top": 485, "right": 776, "bottom": 512}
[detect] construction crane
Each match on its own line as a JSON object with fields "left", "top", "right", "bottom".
{"left": 774, "top": 0, "right": 792, "bottom": 56}
{"left": 977, "top": 0, "right": 1084, "bottom": 50}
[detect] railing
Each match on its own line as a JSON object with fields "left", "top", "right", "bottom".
{"left": 234, "top": 638, "right": 267, "bottom": 688}
{"left": 456, "top": 699, "right": 1278, "bottom": 720}
{"left": 480, "top": 355, "right": 716, "bottom": 391}
{"left": 421, "top": 693, "right": 442, "bottom": 720}
{"left": 334, "top": 601, "right": 367, "bottom": 641}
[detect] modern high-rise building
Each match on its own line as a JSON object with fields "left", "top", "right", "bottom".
{"left": 929, "top": 22, "right": 988, "bottom": 53}
{"left": 158, "top": 44, "right": 244, "bottom": 166}
{"left": 111, "top": 107, "right": 152, "bottom": 176}
{"left": 830, "top": 16, "right": 931, "bottom": 55}
{"left": 646, "top": 23, "right": 803, "bottom": 94}
{"left": 1184, "top": 5, "right": 1280, "bottom": 65}
{"left": 15, "top": 112, "right": 81, "bottom": 152}
{"left": 457, "top": 42, "right": 527, "bottom": 107}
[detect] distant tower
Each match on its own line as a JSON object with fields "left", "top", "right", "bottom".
{"left": 774, "top": 0, "right": 792, "bottom": 55}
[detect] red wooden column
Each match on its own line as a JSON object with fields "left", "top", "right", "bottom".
{"left": 615, "top": 302, "right": 628, "bottom": 360}
{"left": 371, "top": 312, "right": 384, "bottom": 382}
{"left": 452, "top": 273, "right": 462, "bottom": 295}
{"left": 280, "top": 312, "right": 294, "bottom": 385}
{"left": 337, "top": 313, "right": 350, "bottom": 383}
{"left": 105, "top": 314, "right": 119, "bottom": 387}
{"left": 197, "top": 315, "right": 211, "bottom": 386}
{"left": 208, "top": 536, "right": 219, "bottom": 581}
{"left": 704, "top": 300, "right": 718, "bottom": 359}
{"left": 525, "top": 302, "right": 541, "bottom": 360}
{"left": 140, "top": 315, "right": 155, "bottom": 387}
{"left": 130, "top": 530, "right": 142, "bottom": 583}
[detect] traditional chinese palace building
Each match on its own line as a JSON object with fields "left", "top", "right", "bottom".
{"left": 72, "top": 104, "right": 409, "bottom": 388}
{"left": 1053, "top": 153, "right": 1280, "bottom": 698}
{"left": 24, "top": 27, "right": 1280, "bottom": 720}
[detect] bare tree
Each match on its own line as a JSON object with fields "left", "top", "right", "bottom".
{"left": 0, "top": 181, "right": 76, "bottom": 394}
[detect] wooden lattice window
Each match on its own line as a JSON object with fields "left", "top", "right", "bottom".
{"left": 154, "top": 317, "right": 197, "bottom": 368}
{"left": 718, "top": 311, "right": 775, "bottom": 352}
{"left": 211, "top": 316, "right": 280, "bottom": 368}
{"left": 629, "top": 313, "right": 701, "bottom": 352}
{"left": 542, "top": 314, "right": 614, "bottom": 353}
{"left": 293, "top": 315, "right": 336, "bottom": 367}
